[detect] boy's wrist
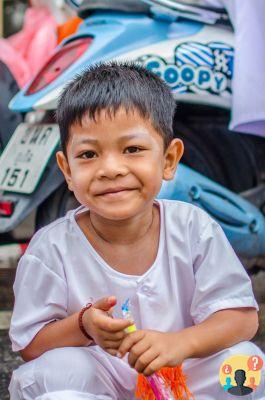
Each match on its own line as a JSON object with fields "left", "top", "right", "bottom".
{"left": 78, "top": 304, "right": 94, "bottom": 344}
{"left": 173, "top": 328, "right": 198, "bottom": 361}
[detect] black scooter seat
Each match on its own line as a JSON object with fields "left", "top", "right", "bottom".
{"left": 78, "top": 0, "right": 150, "bottom": 18}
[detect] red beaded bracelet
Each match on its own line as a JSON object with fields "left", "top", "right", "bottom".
{"left": 78, "top": 303, "right": 93, "bottom": 341}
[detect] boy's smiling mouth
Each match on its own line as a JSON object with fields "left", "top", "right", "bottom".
{"left": 96, "top": 187, "right": 136, "bottom": 196}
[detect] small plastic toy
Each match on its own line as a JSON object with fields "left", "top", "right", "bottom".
{"left": 121, "top": 299, "right": 194, "bottom": 400}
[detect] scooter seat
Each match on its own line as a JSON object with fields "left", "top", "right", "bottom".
{"left": 78, "top": 0, "right": 229, "bottom": 26}
{"left": 78, "top": 0, "right": 150, "bottom": 18}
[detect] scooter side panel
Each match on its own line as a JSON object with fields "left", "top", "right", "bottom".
{"left": 157, "top": 164, "right": 265, "bottom": 257}
{"left": 10, "top": 14, "right": 202, "bottom": 112}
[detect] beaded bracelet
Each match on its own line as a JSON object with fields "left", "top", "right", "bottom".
{"left": 78, "top": 303, "right": 93, "bottom": 341}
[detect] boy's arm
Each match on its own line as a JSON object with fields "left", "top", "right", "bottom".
{"left": 186, "top": 219, "right": 259, "bottom": 358}
{"left": 20, "top": 296, "right": 132, "bottom": 362}
{"left": 20, "top": 312, "right": 90, "bottom": 361}
{"left": 181, "top": 307, "right": 259, "bottom": 359}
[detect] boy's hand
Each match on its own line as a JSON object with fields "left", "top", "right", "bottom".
{"left": 117, "top": 330, "right": 189, "bottom": 376}
{"left": 82, "top": 296, "right": 134, "bottom": 356}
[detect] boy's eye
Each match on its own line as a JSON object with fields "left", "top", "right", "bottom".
{"left": 124, "top": 146, "right": 142, "bottom": 154}
{"left": 80, "top": 151, "right": 96, "bottom": 159}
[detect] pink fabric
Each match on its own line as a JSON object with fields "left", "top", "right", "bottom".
{"left": 0, "top": 7, "right": 57, "bottom": 87}
{"left": 0, "top": 38, "right": 29, "bottom": 87}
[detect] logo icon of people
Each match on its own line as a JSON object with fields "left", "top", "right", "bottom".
{"left": 228, "top": 370, "right": 252, "bottom": 395}
{"left": 249, "top": 376, "right": 257, "bottom": 390}
{"left": 219, "top": 354, "right": 263, "bottom": 396}
{"left": 223, "top": 376, "right": 233, "bottom": 391}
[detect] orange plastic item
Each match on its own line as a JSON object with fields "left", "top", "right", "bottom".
{"left": 57, "top": 16, "right": 83, "bottom": 44}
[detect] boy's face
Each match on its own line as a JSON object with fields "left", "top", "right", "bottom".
{"left": 56, "top": 108, "right": 183, "bottom": 221}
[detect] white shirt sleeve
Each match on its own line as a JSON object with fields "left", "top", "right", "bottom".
{"left": 9, "top": 254, "right": 68, "bottom": 352}
{"left": 190, "top": 219, "right": 259, "bottom": 325}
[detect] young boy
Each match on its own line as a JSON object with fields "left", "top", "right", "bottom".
{"left": 9, "top": 62, "right": 264, "bottom": 400}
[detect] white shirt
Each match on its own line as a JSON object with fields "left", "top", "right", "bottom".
{"left": 9, "top": 199, "right": 258, "bottom": 352}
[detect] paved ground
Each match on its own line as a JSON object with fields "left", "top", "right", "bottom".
{"left": 0, "top": 330, "right": 23, "bottom": 399}
{"left": 1, "top": 271, "right": 265, "bottom": 400}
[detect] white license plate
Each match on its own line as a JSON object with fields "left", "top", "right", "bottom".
{"left": 0, "top": 123, "right": 60, "bottom": 194}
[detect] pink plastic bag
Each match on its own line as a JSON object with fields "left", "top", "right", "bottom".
{"left": 0, "top": 6, "right": 57, "bottom": 87}
{"left": 0, "top": 38, "right": 29, "bottom": 86}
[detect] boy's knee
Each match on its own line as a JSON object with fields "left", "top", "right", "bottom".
{"left": 35, "top": 392, "right": 113, "bottom": 400}
{"left": 34, "top": 347, "right": 97, "bottom": 391}
{"left": 9, "top": 359, "right": 36, "bottom": 400}
{"left": 10, "top": 347, "right": 100, "bottom": 400}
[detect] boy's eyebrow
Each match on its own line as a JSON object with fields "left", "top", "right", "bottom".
{"left": 75, "top": 138, "right": 98, "bottom": 145}
{"left": 74, "top": 133, "right": 150, "bottom": 145}
{"left": 120, "top": 133, "right": 150, "bottom": 141}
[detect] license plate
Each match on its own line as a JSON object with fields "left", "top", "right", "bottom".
{"left": 0, "top": 123, "right": 60, "bottom": 194}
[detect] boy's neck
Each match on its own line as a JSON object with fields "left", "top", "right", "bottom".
{"left": 86, "top": 202, "right": 156, "bottom": 246}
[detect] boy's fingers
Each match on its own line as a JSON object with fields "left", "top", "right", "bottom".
{"left": 107, "top": 306, "right": 115, "bottom": 318}
{"left": 127, "top": 341, "right": 151, "bottom": 369}
{"left": 142, "top": 356, "right": 163, "bottom": 376}
{"left": 93, "top": 296, "right": 117, "bottom": 312}
{"left": 105, "top": 348, "right": 119, "bottom": 357}
{"left": 97, "top": 315, "right": 134, "bottom": 332}
{"left": 100, "top": 330, "right": 125, "bottom": 341}
{"left": 134, "top": 348, "right": 158, "bottom": 373}
{"left": 103, "top": 340, "right": 121, "bottom": 349}
{"left": 118, "top": 331, "right": 145, "bottom": 358}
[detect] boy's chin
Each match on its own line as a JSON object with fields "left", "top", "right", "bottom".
{"left": 95, "top": 207, "right": 140, "bottom": 221}
{"left": 89, "top": 200, "right": 146, "bottom": 221}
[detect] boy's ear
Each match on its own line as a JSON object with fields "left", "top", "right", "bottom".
{"left": 56, "top": 151, "right": 73, "bottom": 191}
{"left": 163, "top": 138, "right": 184, "bottom": 181}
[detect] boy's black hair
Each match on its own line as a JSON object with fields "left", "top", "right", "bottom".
{"left": 56, "top": 61, "right": 175, "bottom": 155}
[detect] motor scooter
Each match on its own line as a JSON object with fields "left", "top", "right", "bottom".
{"left": 0, "top": 0, "right": 265, "bottom": 266}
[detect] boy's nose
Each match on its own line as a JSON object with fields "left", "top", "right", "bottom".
{"left": 96, "top": 155, "right": 128, "bottom": 179}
